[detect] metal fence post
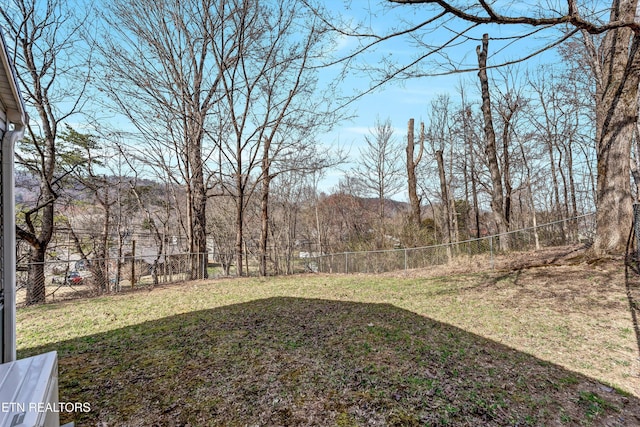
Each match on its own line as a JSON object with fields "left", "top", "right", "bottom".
{"left": 131, "top": 240, "right": 136, "bottom": 288}
{"left": 404, "top": 248, "right": 408, "bottom": 271}
{"left": 202, "top": 252, "right": 207, "bottom": 279}
{"left": 345, "top": 252, "right": 348, "bottom": 274}
{"left": 489, "top": 237, "right": 494, "bottom": 270}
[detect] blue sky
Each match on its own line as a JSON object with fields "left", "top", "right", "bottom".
{"left": 5, "top": 0, "right": 579, "bottom": 197}
{"left": 313, "top": 1, "right": 570, "bottom": 192}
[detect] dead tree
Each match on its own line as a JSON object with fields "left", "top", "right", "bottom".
{"left": 477, "top": 34, "right": 510, "bottom": 251}
{"left": 406, "top": 118, "right": 425, "bottom": 227}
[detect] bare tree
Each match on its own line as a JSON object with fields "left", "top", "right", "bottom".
{"left": 319, "top": 0, "right": 640, "bottom": 254}
{"left": 267, "top": 171, "right": 307, "bottom": 274}
{"left": 457, "top": 86, "right": 482, "bottom": 239}
{"left": 406, "top": 118, "right": 425, "bottom": 227}
{"left": 210, "top": 0, "right": 340, "bottom": 276}
{"left": 120, "top": 148, "right": 173, "bottom": 286}
{"left": 206, "top": 195, "right": 236, "bottom": 276}
{"left": 351, "top": 117, "right": 404, "bottom": 248}
{"left": 528, "top": 67, "right": 584, "bottom": 240}
{"left": 477, "top": 34, "right": 510, "bottom": 251}
{"left": 1, "top": 0, "right": 92, "bottom": 304}
{"left": 58, "top": 127, "right": 115, "bottom": 293}
{"left": 301, "top": 170, "right": 332, "bottom": 256}
{"left": 98, "top": 0, "right": 227, "bottom": 279}
{"left": 423, "top": 94, "right": 458, "bottom": 247}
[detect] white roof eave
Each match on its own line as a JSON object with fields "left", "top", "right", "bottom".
{"left": 0, "top": 29, "right": 26, "bottom": 128}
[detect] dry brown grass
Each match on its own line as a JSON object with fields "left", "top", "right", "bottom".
{"left": 382, "top": 245, "right": 640, "bottom": 398}
{"left": 16, "top": 245, "right": 640, "bottom": 426}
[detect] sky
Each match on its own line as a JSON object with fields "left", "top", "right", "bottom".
{"left": 313, "top": 0, "right": 579, "bottom": 193}
{"left": 3, "top": 0, "right": 585, "bottom": 198}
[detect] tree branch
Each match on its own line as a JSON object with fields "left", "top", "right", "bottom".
{"left": 388, "top": 0, "right": 640, "bottom": 34}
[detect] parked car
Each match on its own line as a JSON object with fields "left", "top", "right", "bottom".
{"left": 65, "top": 271, "right": 83, "bottom": 285}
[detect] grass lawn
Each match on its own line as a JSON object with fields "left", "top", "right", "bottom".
{"left": 16, "top": 248, "right": 640, "bottom": 426}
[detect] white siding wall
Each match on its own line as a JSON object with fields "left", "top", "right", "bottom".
{"left": 0, "top": 109, "right": 5, "bottom": 363}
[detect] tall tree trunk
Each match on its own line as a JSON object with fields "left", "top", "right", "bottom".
{"left": 559, "top": 153, "right": 570, "bottom": 218}
{"left": 565, "top": 136, "right": 579, "bottom": 239}
{"left": 235, "top": 175, "right": 244, "bottom": 277}
{"left": 518, "top": 135, "right": 540, "bottom": 250}
{"left": 529, "top": 178, "right": 541, "bottom": 250}
{"left": 633, "top": 98, "right": 640, "bottom": 200}
{"left": 187, "top": 118, "right": 208, "bottom": 279}
{"left": 436, "top": 150, "right": 453, "bottom": 247}
{"left": 406, "top": 118, "right": 424, "bottom": 227}
{"left": 447, "top": 135, "right": 459, "bottom": 244}
{"left": 98, "top": 189, "right": 110, "bottom": 292}
{"left": 259, "top": 183, "right": 270, "bottom": 276}
{"left": 545, "top": 137, "right": 564, "bottom": 223}
{"left": 25, "top": 245, "right": 46, "bottom": 305}
{"left": 463, "top": 107, "right": 481, "bottom": 238}
{"left": 191, "top": 166, "right": 208, "bottom": 280}
{"left": 462, "top": 138, "right": 471, "bottom": 236}
{"left": 259, "top": 139, "right": 272, "bottom": 277}
{"left": 557, "top": 150, "right": 570, "bottom": 241}
{"left": 234, "top": 130, "right": 245, "bottom": 277}
{"left": 19, "top": 189, "right": 55, "bottom": 305}
{"left": 18, "top": 120, "right": 56, "bottom": 305}
{"left": 593, "top": 16, "right": 640, "bottom": 253}
{"left": 501, "top": 111, "right": 513, "bottom": 227}
{"left": 315, "top": 199, "right": 323, "bottom": 255}
{"left": 377, "top": 195, "right": 385, "bottom": 249}
{"left": 477, "top": 34, "right": 509, "bottom": 250}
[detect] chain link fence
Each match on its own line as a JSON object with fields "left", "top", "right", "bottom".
{"left": 15, "top": 214, "right": 594, "bottom": 306}
{"left": 16, "top": 252, "right": 213, "bottom": 307}
{"left": 307, "top": 214, "right": 595, "bottom": 274}
{"left": 15, "top": 249, "right": 315, "bottom": 306}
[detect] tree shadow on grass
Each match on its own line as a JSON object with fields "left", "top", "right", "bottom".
{"left": 624, "top": 225, "right": 640, "bottom": 390}
{"left": 624, "top": 257, "right": 640, "bottom": 368}
{"left": 19, "top": 297, "right": 640, "bottom": 426}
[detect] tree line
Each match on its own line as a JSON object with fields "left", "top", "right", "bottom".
{"left": 1, "top": 0, "right": 637, "bottom": 304}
